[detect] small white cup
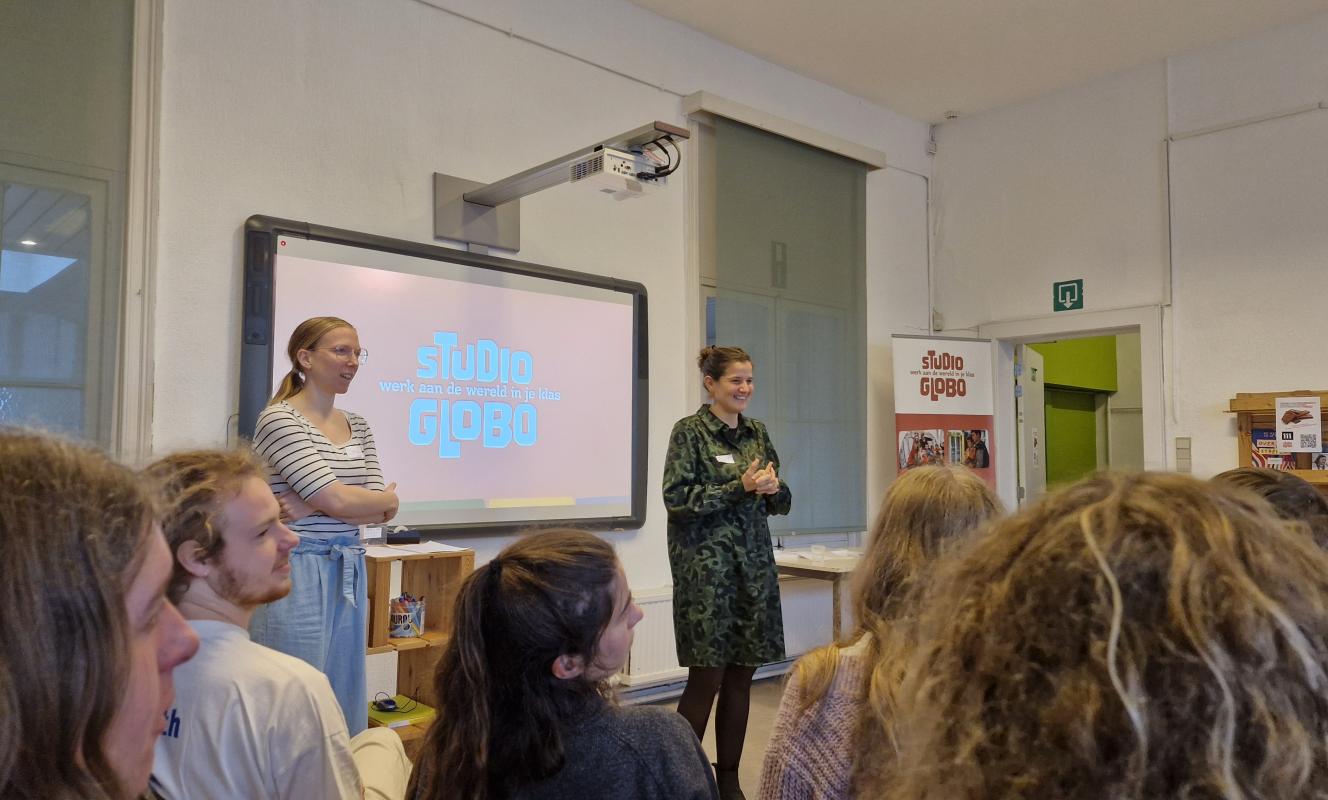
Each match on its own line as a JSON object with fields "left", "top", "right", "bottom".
{"left": 809, "top": 544, "right": 827, "bottom": 562}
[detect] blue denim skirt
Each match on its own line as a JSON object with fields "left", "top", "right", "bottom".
{"left": 249, "top": 534, "right": 368, "bottom": 734}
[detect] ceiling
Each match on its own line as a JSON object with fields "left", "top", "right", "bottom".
{"left": 1, "top": 184, "right": 89, "bottom": 294}
{"left": 628, "top": 0, "right": 1328, "bottom": 122}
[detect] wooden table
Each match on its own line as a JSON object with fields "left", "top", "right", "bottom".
{"left": 773, "top": 549, "right": 862, "bottom": 641}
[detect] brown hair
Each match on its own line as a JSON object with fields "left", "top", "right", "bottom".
{"left": 0, "top": 429, "right": 156, "bottom": 800}
{"left": 143, "top": 448, "right": 268, "bottom": 604}
{"left": 409, "top": 529, "right": 621, "bottom": 800}
{"left": 796, "top": 467, "right": 1001, "bottom": 705}
{"left": 697, "top": 345, "right": 752, "bottom": 382}
{"left": 876, "top": 471, "right": 1328, "bottom": 800}
{"left": 269, "top": 316, "right": 355, "bottom": 404}
{"left": 786, "top": 467, "right": 1001, "bottom": 792}
{"left": 1212, "top": 466, "right": 1328, "bottom": 549}
{"left": 851, "top": 466, "right": 1002, "bottom": 637}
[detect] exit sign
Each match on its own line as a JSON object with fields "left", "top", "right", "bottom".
{"left": 1053, "top": 279, "right": 1083, "bottom": 311}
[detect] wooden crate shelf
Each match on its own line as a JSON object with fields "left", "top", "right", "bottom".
{"left": 1227, "top": 392, "right": 1328, "bottom": 491}
{"left": 365, "top": 548, "right": 473, "bottom": 715}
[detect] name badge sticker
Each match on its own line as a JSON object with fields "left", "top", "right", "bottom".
{"left": 715, "top": 453, "right": 736, "bottom": 464}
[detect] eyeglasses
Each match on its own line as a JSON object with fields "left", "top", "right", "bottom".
{"left": 316, "top": 346, "right": 369, "bottom": 365}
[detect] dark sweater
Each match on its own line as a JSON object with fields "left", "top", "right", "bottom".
{"left": 515, "top": 705, "right": 719, "bottom": 800}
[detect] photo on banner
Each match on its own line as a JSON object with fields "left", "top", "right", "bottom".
{"left": 892, "top": 335, "right": 995, "bottom": 487}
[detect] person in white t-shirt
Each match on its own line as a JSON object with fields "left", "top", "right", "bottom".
{"left": 145, "top": 448, "right": 411, "bottom": 800}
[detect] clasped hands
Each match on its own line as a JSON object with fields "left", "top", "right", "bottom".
{"left": 741, "top": 459, "right": 780, "bottom": 495}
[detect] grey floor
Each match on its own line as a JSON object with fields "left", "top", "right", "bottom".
{"left": 655, "top": 676, "right": 787, "bottom": 796}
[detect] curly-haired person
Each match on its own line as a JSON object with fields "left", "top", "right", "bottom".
{"left": 876, "top": 471, "right": 1328, "bottom": 800}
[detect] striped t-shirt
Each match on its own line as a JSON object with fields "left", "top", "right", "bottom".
{"left": 253, "top": 402, "right": 385, "bottom": 540}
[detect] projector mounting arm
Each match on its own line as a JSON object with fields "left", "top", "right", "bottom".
{"left": 434, "top": 121, "right": 689, "bottom": 252}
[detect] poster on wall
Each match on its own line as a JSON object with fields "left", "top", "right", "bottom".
{"left": 1275, "top": 397, "right": 1322, "bottom": 454}
{"left": 1252, "top": 429, "right": 1297, "bottom": 470}
{"left": 893, "top": 335, "right": 995, "bottom": 487}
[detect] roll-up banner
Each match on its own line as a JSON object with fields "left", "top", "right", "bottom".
{"left": 892, "top": 335, "right": 996, "bottom": 487}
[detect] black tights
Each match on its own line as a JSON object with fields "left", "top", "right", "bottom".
{"left": 676, "top": 664, "right": 757, "bottom": 771}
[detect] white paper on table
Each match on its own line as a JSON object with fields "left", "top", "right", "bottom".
{"left": 363, "top": 545, "right": 403, "bottom": 559}
{"left": 391, "top": 540, "right": 468, "bottom": 554}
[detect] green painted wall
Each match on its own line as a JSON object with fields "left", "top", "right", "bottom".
{"left": 1030, "top": 336, "right": 1118, "bottom": 392}
{"left": 1045, "top": 388, "right": 1099, "bottom": 486}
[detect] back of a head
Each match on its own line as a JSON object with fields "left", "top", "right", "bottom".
{"left": 0, "top": 429, "right": 154, "bottom": 799}
{"left": 853, "top": 465, "right": 1002, "bottom": 629}
{"left": 410, "top": 528, "right": 619, "bottom": 800}
{"left": 1212, "top": 466, "right": 1328, "bottom": 549}
{"left": 884, "top": 471, "right": 1328, "bottom": 800}
{"left": 843, "top": 466, "right": 1002, "bottom": 792}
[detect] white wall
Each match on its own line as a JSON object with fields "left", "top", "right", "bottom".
{"left": 1168, "top": 110, "right": 1328, "bottom": 475}
{"left": 933, "top": 12, "right": 1328, "bottom": 476}
{"left": 866, "top": 168, "right": 931, "bottom": 509}
{"left": 931, "top": 62, "right": 1170, "bottom": 330}
{"left": 152, "top": 0, "right": 930, "bottom": 613}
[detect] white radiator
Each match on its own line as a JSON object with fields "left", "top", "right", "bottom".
{"left": 622, "top": 586, "right": 687, "bottom": 685}
{"left": 622, "top": 577, "right": 839, "bottom": 688}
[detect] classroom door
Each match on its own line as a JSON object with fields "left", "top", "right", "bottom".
{"left": 1043, "top": 387, "right": 1099, "bottom": 486}
{"left": 1016, "top": 345, "right": 1046, "bottom": 506}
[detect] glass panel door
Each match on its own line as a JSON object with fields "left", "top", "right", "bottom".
{"left": 0, "top": 162, "right": 112, "bottom": 442}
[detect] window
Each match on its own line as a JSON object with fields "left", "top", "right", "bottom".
{"left": 0, "top": 0, "right": 134, "bottom": 449}
{"left": 0, "top": 172, "right": 115, "bottom": 440}
{"left": 699, "top": 117, "right": 868, "bottom": 534}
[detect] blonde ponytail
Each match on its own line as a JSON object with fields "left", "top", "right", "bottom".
{"left": 268, "top": 369, "right": 305, "bottom": 405}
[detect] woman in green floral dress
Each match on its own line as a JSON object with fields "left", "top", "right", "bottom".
{"left": 664, "top": 346, "right": 792, "bottom": 800}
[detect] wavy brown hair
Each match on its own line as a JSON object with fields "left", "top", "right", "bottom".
{"left": 0, "top": 429, "right": 156, "bottom": 800}
{"left": 794, "top": 466, "right": 1001, "bottom": 711}
{"left": 1212, "top": 466, "right": 1328, "bottom": 550}
{"left": 788, "top": 466, "right": 1001, "bottom": 793}
{"left": 143, "top": 448, "right": 267, "bottom": 603}
{"left": 408, "top": 529, "right": 620, "bottom": 800}
{"left": 269, "top": 316, "right": 354, "bottom": 404}
{"left": 876, "top": 471, "right": 1328, "bottom": 800}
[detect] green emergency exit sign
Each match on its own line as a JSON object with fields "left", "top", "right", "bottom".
{"left": 1053, "top": 279, "right": 1083, "bottom": 311}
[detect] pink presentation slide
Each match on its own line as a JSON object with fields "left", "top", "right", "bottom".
{"left": 271, "top": 254, "right": 635, "bottom": 512}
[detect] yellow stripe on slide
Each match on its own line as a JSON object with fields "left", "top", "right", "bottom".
{"left": 485, "top": 496, "right": 576, "bottom": 508}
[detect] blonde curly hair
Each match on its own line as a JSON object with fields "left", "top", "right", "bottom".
{"left": 874, "top": 471, "right": 1328, "bottom": 800}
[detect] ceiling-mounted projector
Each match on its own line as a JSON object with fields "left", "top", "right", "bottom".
{"left": 568, "top": 147, "right": 661, "bottom": 200}
{"left": 434, "top": 120, "right": 690, "bottom": 250}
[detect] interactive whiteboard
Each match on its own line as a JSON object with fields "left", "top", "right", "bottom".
{"left": 239, "top": 216, "right": 647, "bottom": 532}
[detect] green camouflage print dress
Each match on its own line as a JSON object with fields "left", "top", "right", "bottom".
{"left": 664, "top": 405, "right": 792, "bottom": 667}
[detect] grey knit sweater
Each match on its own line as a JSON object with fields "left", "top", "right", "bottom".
{"left": 516, "top": 705, "right": 719, "bottom": 800}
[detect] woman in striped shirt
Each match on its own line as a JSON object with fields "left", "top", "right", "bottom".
{"left": 250, "top": 316, "right": 399, "bottom": 735}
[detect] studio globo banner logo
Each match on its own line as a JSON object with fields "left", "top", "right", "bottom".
{"left": 919, "top": 350, "right": 967, "bottom": 401}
